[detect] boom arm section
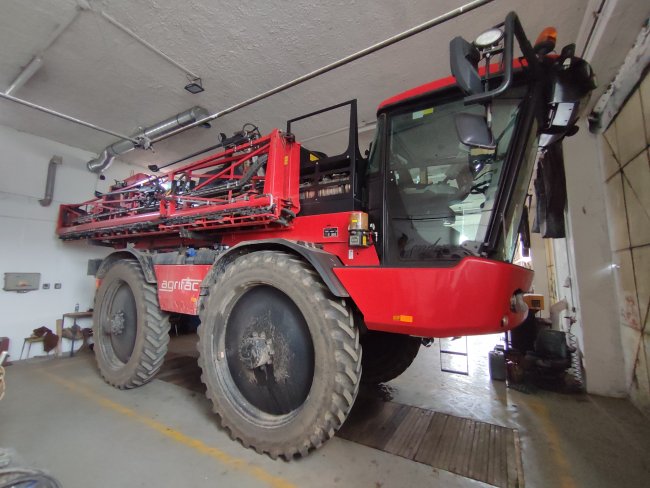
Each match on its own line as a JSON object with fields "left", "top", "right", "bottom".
{"left": 57, "top": 129, "right": 301, "bottom": 246}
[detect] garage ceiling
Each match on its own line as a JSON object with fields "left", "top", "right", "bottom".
{"left": 0, "top": 0, "right": 590, "bottom": 169}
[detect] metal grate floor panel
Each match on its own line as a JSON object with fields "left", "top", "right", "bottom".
{"left": 158, "top": 353, "right": 524, "bottom": 487}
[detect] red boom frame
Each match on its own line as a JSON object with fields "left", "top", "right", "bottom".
{"left": 57, "top": 129, "right": 300, "bottom": 245}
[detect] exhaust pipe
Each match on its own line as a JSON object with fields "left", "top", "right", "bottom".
{"left": 87, "top": 106, "right": 209, "bottom": 173}
{"left": 39, "top": 155, "right": 62, "bottom": 207}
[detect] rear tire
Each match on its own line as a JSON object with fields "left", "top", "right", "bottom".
{"left": 93, "top": 260, "right": 170, "bottom": 389}
{"left": 361, "top": 331, "right": 420, "bottom": 384}
{"left": 198, "top": 251, "right": 361, "bottom": 459}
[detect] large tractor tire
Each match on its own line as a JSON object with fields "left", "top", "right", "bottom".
{"left": 360, "top": 331, "right": 420, "bottom": 384}
{"left": 198, "top": 251, "right": 361, "bottom": 459}
{"left": 93, "top": 260, "right": 170, "bottom": 389}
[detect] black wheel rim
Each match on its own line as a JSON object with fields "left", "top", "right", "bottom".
{"left": 106, "top": 281, "right": 138, "bottom": 363}
{"left": 223, "top": 285, "right": 315, "bottom": 415}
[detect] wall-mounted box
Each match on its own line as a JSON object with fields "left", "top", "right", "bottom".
{"left": 3, "top": 273, "right": 40, "bottom": 292}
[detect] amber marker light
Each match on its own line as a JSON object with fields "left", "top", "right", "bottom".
{"left": 348, "top": 211, "right": 369, "bottom": 231}
{"left": 392, "top": 315, "right": 414, "bottom": 323}
{"left": 534, "top": 27, "right": 557, "bottom": 54}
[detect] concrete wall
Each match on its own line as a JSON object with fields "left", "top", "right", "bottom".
{"left": 0, "top": 124, "right": 136, "bottom": 360}
{"left": 601, "top": 74, "right": 650, "bottom": 415}
{"left": 546, "top": 71, "right": 650, "bottom": 407}
{"left": 534, "top": 0, "right": 650, "bottom": 402}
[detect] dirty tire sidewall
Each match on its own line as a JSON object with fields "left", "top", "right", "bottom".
{"left": 93, "top": 260, "right": 170, "bottom": 389}
{"left": 198, "top": 251, "right": 361, "bottom": 458}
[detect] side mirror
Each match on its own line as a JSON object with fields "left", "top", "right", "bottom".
{"left": 455, "top": 113, "right": 496, "bottom": 149}
{"left": 449, "top": 37, "right": 482, "bottom": 96}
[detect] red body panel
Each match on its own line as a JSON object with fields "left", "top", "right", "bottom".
{"left": 154, "top": 249, "right": 533, "bottom": 339}
{"left": 378, "top": 75, "right": 457, "bottom": 111}
{"left": 220, "top": 212, "right": 380, "bottom": 267}
{"left": 334, "top": 258, "right": 533, "bottom": 337}
{"left": 154, "top": 264, "right": 211, "bottom": 314}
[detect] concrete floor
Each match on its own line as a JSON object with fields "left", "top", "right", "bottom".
{"left": 1, "top": 334, "right": 649, "bottom": 488}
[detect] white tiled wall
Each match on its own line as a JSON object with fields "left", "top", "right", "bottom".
{"left": 603, "top": 73, "right": 650, "bottom": 416}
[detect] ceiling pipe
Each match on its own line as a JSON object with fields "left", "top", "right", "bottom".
{"left": 100, "top": 10, "right": 200, "bottom": 80}
{"left": 4, "top": 7, "right": 81, "bottom": 95}
{"left": 39, "top": 155, "right": 62, "bottom": 207}
{"left": 2, "top": 0, "right": 493, "bottom": 157}
{"left": 146, "top": 0, "right": 496, "bottom": 146}
{"left": 86, "top": 106, "right": 210, "bottom": 173}
{"left": 5, "top": 57, "right": 44, "bottom": 96}
{"left": 0, "top": 91, "right": 140, "bottom": 142}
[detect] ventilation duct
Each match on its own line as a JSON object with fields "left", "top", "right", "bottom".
{"left": 39, "top": 155, "right": 62, "bottom": 207}
{"left": 87, "top": 106, "right": 209, "bottom": 173}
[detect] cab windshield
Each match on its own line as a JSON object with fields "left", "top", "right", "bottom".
{"left": 384, "top": 89, "right": 525, "bottom": 263}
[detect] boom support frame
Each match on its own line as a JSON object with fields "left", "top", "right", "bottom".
{"left": 57, "top": 130, "right": 300, "bottom": 246}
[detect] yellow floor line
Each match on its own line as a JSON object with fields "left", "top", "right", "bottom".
{"left": 43, "top": 358, "right": 83, "bottom": 370}
{"left": 527, "top": 398, "right": 577, "bottom": 488}
{"left": 41, "top": 370, "right": 296, "bottom": 488}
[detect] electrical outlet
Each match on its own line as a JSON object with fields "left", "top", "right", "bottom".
{"left": 43, "top": 283, "right": 50, "bottom": 289}
{"left": 54, "top": 283, "right": 62, "bottom": 289}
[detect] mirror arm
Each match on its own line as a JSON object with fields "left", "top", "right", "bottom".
{"left": 464, "top": 12, "right": 539, "bottom": 105}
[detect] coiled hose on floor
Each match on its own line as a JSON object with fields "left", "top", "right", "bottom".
{"left": 566, "top": 322, "right": 585, "bottom": 391}
{"left": 0, "top": 365, "right": 4, "bottom": 402}
{"left": 0, "top": 351, "right": 6, "bottom": 402}
{"left": 0, "top": 467, "right": 62, "bottom": 488}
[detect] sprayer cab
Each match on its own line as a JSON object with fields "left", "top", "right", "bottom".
{"left": 368, "top": 11, "right": 595, "bottom": 264}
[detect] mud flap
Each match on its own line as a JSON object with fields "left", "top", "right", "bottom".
{"left": 533, "top": 141, "right": 567, "bottom": 238}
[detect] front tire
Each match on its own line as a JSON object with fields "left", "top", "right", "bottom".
{"left": 93, "top": 260, "right": 170, "bottom": 389}
{"left": 361, "top": 331, "right": 420, "bottom": 384}
{"left": 198, "top": 251, "right": 361, "bottom": 459}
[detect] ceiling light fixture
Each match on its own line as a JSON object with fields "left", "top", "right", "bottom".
{"left": 184, "top": 77, "right": 204, "bottom": 94}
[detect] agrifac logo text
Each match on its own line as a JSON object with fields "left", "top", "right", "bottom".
{"left": 159, "top": 278, "right": 201, "bottom": 293}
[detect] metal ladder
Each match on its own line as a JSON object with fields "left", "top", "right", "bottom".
{"left": 439, "top": 336, "right": 469, "bottom": 375}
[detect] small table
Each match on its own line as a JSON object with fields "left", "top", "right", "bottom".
{"left": 59, "top": 312, "right": 93, "bottom": 357}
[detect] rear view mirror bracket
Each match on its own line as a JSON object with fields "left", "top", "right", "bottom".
{"left": 450, "top": 12, "right": 539, "bottom": 106}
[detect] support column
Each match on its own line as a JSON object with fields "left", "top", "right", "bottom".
{"left": 562, "top": 121, "right": 627, "bottom": 396}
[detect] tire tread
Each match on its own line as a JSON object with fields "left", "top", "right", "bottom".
{"left": 96, "top": 260, "right": 170, "bottom": 389}
{"left": 197, "top": 251, "right": 361, "bottom": 459}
